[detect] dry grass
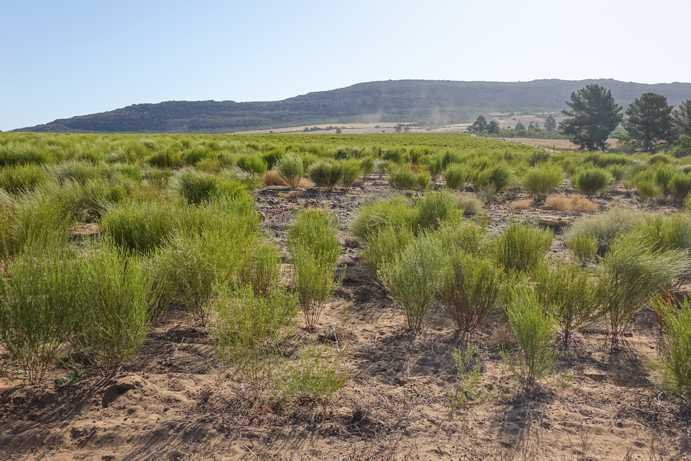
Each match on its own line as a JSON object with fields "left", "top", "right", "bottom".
{"left": 544, "top": 194, "right": 598, "bottom": 213}
{"left": 511, "top": 199, "right": 533, "bottom": 210}
{"left": 263, "top": 170, "right": 314, "bottom": 188}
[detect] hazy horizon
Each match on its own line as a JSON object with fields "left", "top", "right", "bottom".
{"left": 3, "top": 0, "right": 691, "bottom": 130}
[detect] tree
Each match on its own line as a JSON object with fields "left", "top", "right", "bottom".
{"left": 672, "top": 99, "right": 691, "bottom": 138}
{"left": 487, "top": 120, "right": 500, "bottom": 135}
{"left": 624, "top": 93, "right": 674, "bottom": 152}
{"left": 514, "top": 121, "right": 527, "bottom": 137}
{"left": 560, "top": 85, "right": 622, "bottom": 151}
{"left": 544, "top": 115, "right": 557, "bottom": 133}
{"left": 468, "top": 115, "right": 488, "bottom": 134}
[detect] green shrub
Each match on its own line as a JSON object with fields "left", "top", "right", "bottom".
{"left": 389, "top": 167, "right": 418, "bottom": 190}
{"left": 528, "top": 151, "right": 551, "bottom": 166}
{"left": 414, "top": 191, "right": 462, "bottom": 232}
{"left": 435, "top": 219, "right": 486, "bottom": 255}
{"left": 535, "top": 265, "right": 601, "bottom": 349}
{"left": 457, "top": 193, "right": 484, "bottom": 217}
{"left": 566, "top": 233, "right": 598, "bottom": 265}
{"left": 416, "top": 171, "right": 431, "bottom": 190}
{"left": 339, "top": 160, "right": 362, "bottom": 187}
{"left": 669, "top": 173, "right": 691, "bottom": 204}
{"left": 523, "top": 165, "right": 562, "bottom": 200}
{"left": 351, "top": 196, "right": 416, "bottom": 241}
{"left": 477, "top": 165, "right": 511, "bottom": 193}
{"left": 635, "top": 179, "right": 662, "bottom": 200}
{"left": 655, "top": 299, "right": 691, "bottom": 402}
{"left": 608, "top": 165, "right": 626, "bottom": 181}
{"left": 288, "top": 209, "right": 340, "bottom": 329}
{"left": 648, "top": 154, "right": 673, "bottom": 165}
{"left": 236, "top": 155, "right": 268, "bottom": 176}
{"left": 439, "top": 253, "right": 502, "bottom": 340}
{"left": 574, "top": 168, "right": 613, "bottom": 196}
{"left": 444, "top": 165, "right": 469, "bottom": 190}
{"left": 0, "top": 144, "right": 48, "bottom": 166}
{"left": 182, "top": 148, "right": 210, "bottom": 165}
{"left": 565, "top": 208, "right": 645, "bottom": 256}
{"left": 0, "top": 246, "right": 80, "bottom": 382}
{"left": 53, "top": 161, "right": 105, "bottom": 185}
{"left": 495, "top": 224, "right": 552, "bottom": 272}
{"left": 70, "top": 243, "right": 149, "bottom": 368}
{"left": 178, "top": 171, "right": 245, "bottom": 205}
{"left": 379, "top": 233, "right": 445, "bottom": 332}
{"left": 240, "top": 241, "right": 282, "bottom": 296}
{"left": 277, "top": 346, "right": 347, "bottom": 400}
{"left": 0, "top": 164, "right": 49, "bottom": 193}
{"left": 277, "top": 153, "right": 304, "bottom": 188}
{"left": 599, "top": 237, "right": 688, "bottom": 348}
{"left": 506, "top": 288, "right": 555, "bottom": 386}
{"left": 363, "top": 225, "right": 414, "bottom": 274}
{"left": 631, "top": 214, "right": 690, "bottom": 252}
{"left": 309, "top": 161, "right": 342, "bottom": 189}
{"left": 102, "top": 201, "right": 176, "bottom": 253}
{"left": 147, "top": 150, "right": 182, "bottom": 169}
{"left": 207, "top": 285, "right": 297, "bottom": 368}
{"left": 654, "top": 166, "right": 676, "bottom": 195}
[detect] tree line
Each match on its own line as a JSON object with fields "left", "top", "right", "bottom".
{"left": 468, "top": 84, "right": 691, "bottom": 153}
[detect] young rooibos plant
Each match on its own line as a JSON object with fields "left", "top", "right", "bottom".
{"left": 379, "top": 233, "right": 444, "bottom": 333}
{"left": 495, "top": 223, "right": 552, "bottom": 273}
{"left": 654, "top": 298, "right": 691, "bottom": 402}
{"left": 288, "top": 209, "right": 340, "bottom": 330}
{"left": 523, "top": 165, "right": 562, "bottom": 202}
{"left": 277, "top": 153, "right": 305, "bottom": 188}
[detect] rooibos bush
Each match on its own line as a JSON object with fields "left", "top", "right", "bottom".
{"left": 309, "top": 161, "right": 342, "bottom": 189}
{"left": 654, "top": 298, "right": 691, "bottom": 402}
{"left": 389, "top": 167, "right": 418, "bottom": 190}
{"left": 236, "top": 155, "right": 268, "bottom": 176}
{"left": 351, "top": 196, "right": 416, "bottom": 242}
{"left": 439, "top": 253, "right": 502, "bottom": 340}
{"left": 102, "top": 201, "right": 176, "bottom": 254}
{"left": 565, "top": 208, "right": 645, "bottom": 256}
{"left": 178, "top": 171, "right": 245, "bottom": 205}
{"left": 414, "top": 191, "right": 462, "bottom": 232}
{"left": 0, "top": 164, "right": 49, "bottom": 194}
{"left": 523, "top": 165, "right": 562, "bottom": 201}
{"left": 669, "top": 172, "right": 691, "bottom": 204}
{"left": 288, "top": 209, "right": 340, "bottom": 329}
{"left": 277, "top": 153, "right": 304, "bottom": 188}
{"left": 566, "top": 233, "right": 598, "bottom": 265}
{"left": 574, "top": 168, "right": 613, "bottom": 196}
{"left": 379, "top": 233, "right": 444, "bottom": 333}
{"left": 495, "top": 223, "right": 552, "bottom": 272}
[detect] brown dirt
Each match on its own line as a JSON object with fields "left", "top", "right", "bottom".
{"left": 0, "top": 177, "right": 689, "bottom": 460}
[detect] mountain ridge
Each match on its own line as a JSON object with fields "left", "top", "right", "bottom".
{"left": 17, "top": 79, "right": 691, "bottom": 133}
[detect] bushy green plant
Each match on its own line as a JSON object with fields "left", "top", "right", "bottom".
{"left": 178, "top": 171, "right": 245, "bottom": 205}
{"left": 288, "top": 209, "right": 340, "bottom": 329}
{"left": 277, "top": 153, "right": 304, "bottom": 188}
{"left": 599, "top": 237, "right": 688, "bottom": 348}
{"left": 495, "top": 223, "right": 552, "bottom": 272}
{"left": 435, "top": 220, "right": 486, "bottom": 255}
{"left": 566, "top": 233, "right": 598, "bottom": 265}
{"left": 535, "top": 265, "right": 601, "bottom": 349}
{"left": 236, "top": 154, "right": 268, "bottom": 176}
{"left": 574, "top": 168, "right": 613, "bottom": 196}
{"left": 477, "top": 165, "right": 511, "bottom": 193}
{"left": 669, "top": 172, "right": 691, "bottom": 204}
{"left": 655, "top": 299, "right": 691, "bottom": 402}
{"left": 523, "top": 165, "right": 562, "bottom": 201}
{"left": 0, "top": 164, "right": 49, "bottom": 193}
{"left": 102, "top": 201, "right": 176, "bottom": 253}
{"left": 362, "top": 225, "right": 414, "bottom": 274}
{"left": 439, "top": 253, "right": 502, "bottom": 340}
{"left": 635, "top": 179, "right": 662, "bottom": 200}
{"left": 631, "top": 214, "right": 690, "bottom": 252}
{"left": 240, "top": 241, "right": 282, "bottom": 296}
{"left": 309, "top": 161, "right": 342, "bottom": 189}
{"left": 339, "top": 160, "right": 362, "bottom": 187}
{"left": 414, "top": 191, "right": 462, "bottom": 232}
{"left": 277, "top": 346, "right": 347, "bottom": 400}
{"left": 379, "top": 233, "right": 445, "bottom": 332}
{"left": 565, "top": 208, "right": 645, "bottom": 256}
{"left": 457, "top": 193, "right": 484, "bottom": 217}
{"left": 389, "top": 167, "right": 418, "bottom": 190}
{"left": 506, "top": 288, "right": 555, "bottom": 386}
{"left": 351, "top": 196, "right": 416, "bottom": 241}
{"left": 147, "top": 150, "right": 183, "bottom": 169}
{"left": 207, "top": 285, "right": 297, "bottom": 367}
{"left": 444, "top": 165, "right": 469, "bottom": 190}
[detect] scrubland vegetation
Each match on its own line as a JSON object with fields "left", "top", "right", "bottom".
{"left": 0, "top": 131, "right": 689, "bottom": 459}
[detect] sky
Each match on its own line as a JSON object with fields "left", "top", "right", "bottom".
{"left": 2, "top": 0, "right": 691, "bottom": 130}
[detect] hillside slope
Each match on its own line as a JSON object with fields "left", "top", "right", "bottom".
{"left": 19, "top": 79, "right": 691, "bottom": 132}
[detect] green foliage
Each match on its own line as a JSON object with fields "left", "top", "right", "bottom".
{"left": 362, "top": 225, "right": 414, "bottom": 274}
{"left": 624, "top": 93, "right": 675, "bottom": 152}
{"left": 288, "top": 209, "right": 340, "bottom": 329}
{"left": 389, "top": 167, "right": 419, "bottom": 190}
{"left": 379, "top": 233, "right": 445, "bottom": 332}
{"left": 631, "top": 214, "right": 690, "bottom": 252}
{"left": 102, "top": 201, "right": 176, "bottom": 253}
{"left": 236, "top": 154, "right": 268, "bottom": 176}
{"left": 146, "top": 150, "right": 183, "bottom": 169}
{"left": 506, "top": 288, "right": 556, "bottom": 386}
{"left": 277, "top": 153, "right": 304, "bottom": 188}
{"left": 351, "top": 196, "right": 416, "bottom": 241}
{"left": 566, "top": 233, "right": 598, "bottom": 265}
{"left": 495, "top": 223, "right": 552, "bottom": 272}
{"left": 444, "top": 165, "right": 470, "bottom": 190}
{"left": 439, "top": 253, "right": 503, "bottom": 339}
{"left": 308, "top": 161, "right": 342, "bottom": 189}
{"left": 565, "top": 208, "right": 645, "bottom": 256}
{"left": 599, "top": 236, "right": 688, "bottom": 347}
{"left": 178, "top": 171, "right": 245, "bottom": 205}
{"left": 277, "top": 346, "right": 347, "bottom": 400}
{"left": 0, "top": 164, "right": 49, "bottom": 193}
{"left": 560, "top": 84, "right": 623, "bottom": 151}
{"left": 339, "top": 160, "right": 362, "bottom": 187}
{"left": 414, "top": 191, "right": 462, "bottom": 232}
{"left": 655, "top": 299, "right": 691, "bottom": 402}
{"left": 669, "top": 172, "right": 691, "bottom": 203}
{"left": 574, "top": 168, "right": 613, "bottom": 196}
{"left": 535, "top": 265, "right": 601, "bottom": 349}
{"left": 450, "top": 345, "right": 482, "bottom": 408}
{"left": 523, "top": 165, "right": 562, "bottom": 200}
{"left": 435, "top": 220, "right": 486, "bottom": 255}
{"left": 477, "top": 165, "right": 511, "bottom": 193}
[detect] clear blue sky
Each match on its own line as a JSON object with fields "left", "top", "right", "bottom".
{"left": 2, "top": 0, "right": 690, "bottom": 130}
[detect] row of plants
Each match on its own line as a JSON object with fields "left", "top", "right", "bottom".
{"left": 353, "top": 192, "right": 690, "bottom": 397}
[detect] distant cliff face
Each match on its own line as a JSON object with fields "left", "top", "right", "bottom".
{"left": 18, "top": 79, "right": 691, "bottom": 132}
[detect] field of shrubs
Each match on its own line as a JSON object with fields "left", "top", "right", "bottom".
{"left": 0, "top": 132, "right": 689, "bottom": 459}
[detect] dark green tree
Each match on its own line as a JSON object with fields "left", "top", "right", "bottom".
{"left": 544, "top": 114, "right": 557, "bottom": 133}
{"left": 672, "top": 99, "right": 691, "bottom": 138}
{"left": 559, "top": 85, "right": 622, "bottom": 150}
{"left": 487, "top": 120, "right": 500, "bottom": 135}
{"left": 514, "top": 121, "right": 527, "bottom": 137}
{"left": 468, "top": 115, "right": 488, "bottom": 134}
{"left": 624, "top": 93, "right": 674, "bottom": 152}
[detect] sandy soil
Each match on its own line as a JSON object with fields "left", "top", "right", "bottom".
{"left": 0, "top": 177, "right": 689, "bottom": 460}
